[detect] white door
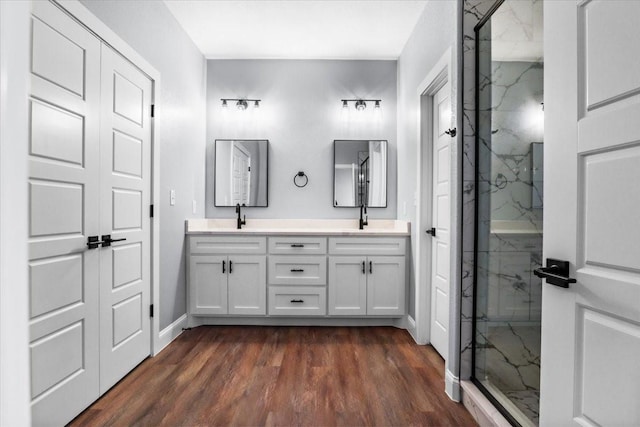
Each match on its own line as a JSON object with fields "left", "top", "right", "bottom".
{"left": 541, "top": 1, "right": 640, "bottom": 425}
{"left": 231, "top": 142, "right": 250, "bottom": 205}
{"left": 228, "top": 256, "right": 266, "bottom": 315}
{"left": 99, "top": 45, "right": 152, "bottom": 393}
{"left": 28, "top": 2, "right": 101, "bottom": 424}
{"left": 367, "top": 256, "right": 406, "bottom": 316}
{"left": 189, "top": 255, "right": 228, "bottom": 315}
{"left": 328, "top": 256, "right": 367, "bottom": 315}
{"left": 429, "top": 81, "right": 451, "bottom": 360}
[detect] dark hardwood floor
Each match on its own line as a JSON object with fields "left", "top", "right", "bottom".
{"left": 70, "top": 326, "right": 477, "bottom": 426}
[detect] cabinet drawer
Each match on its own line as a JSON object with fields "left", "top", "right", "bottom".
{"left": 328, "top": 237, "right": 406, "bottom": 256}
{"left": 190, "top": 236, "right": 266, "bottom": 254}
{"left": 268, "top": 237, "right": 327, "bottom": 255}
{"left": 268, "top": 286, "right": 326, "bottom": 316}
{"left": 268, "top": 256, "right": 327, "bottom": 285}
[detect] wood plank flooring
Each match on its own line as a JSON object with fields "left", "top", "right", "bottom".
{"left": 70, "top": 326, "right": 477, "bottom": 426}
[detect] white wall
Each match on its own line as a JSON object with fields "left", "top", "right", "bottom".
{"left": 0, "top": 1, "right": 31, "bottom": 424}
{"left": 79, "top": 0, "right": 207, "bottom": 329}
{"left": 205, "top": 60, "right": 397, "bottom": 219}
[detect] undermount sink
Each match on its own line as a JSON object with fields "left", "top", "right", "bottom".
{"left": 185, "top": 218, "right": 410, "bottom": 236}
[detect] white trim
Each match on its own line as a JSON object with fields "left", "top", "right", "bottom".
{"left": 406, "top": 315, "right": 418, "bottom": 343}
{"left": 414, "top": 47, "right": 453, "bottom": 346}
{"left": 445, "top": 369, "right": 461, "bottom": 402}
{"left": 189, "top": 317, "right": 406, "bottom": 328}
{"left": 0, "top": 1, "right": 31, "bottom": 424}
{"left": 53, "top": 0, "right": 163, "bottom": 357}
{"left": 154, "top": 314, "right": 187, "bottom": 356}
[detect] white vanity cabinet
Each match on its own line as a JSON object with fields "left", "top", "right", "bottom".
{"left": 186, "top": 220, "right": 410, "bottom": 323}
{"left": 188, "top": 236, "right": 266, "bottom": 316}
{"left": 328, "top": 238, "right": 406, "bottom": 316}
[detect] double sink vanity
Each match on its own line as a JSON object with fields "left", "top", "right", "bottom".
{"left": 185, "top": 219, "right": 410, "bottom": 326}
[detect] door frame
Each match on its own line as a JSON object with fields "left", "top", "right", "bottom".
{"left": 415, "top": 47, "right": 462, "bottom": 400}
{"left": 55, "top": 0, "right": 163, "bottom": 355}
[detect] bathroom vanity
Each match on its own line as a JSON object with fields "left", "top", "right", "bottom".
{"left": 185, "top": 219, "right": 410, "bottom": 326}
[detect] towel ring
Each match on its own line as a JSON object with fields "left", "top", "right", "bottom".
{"left": 293, "top": 171, "right": 309, "bottom": 188}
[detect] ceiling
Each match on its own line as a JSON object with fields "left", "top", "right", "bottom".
{"left": 163, "top": 0, "right": 428, "bottom": 60}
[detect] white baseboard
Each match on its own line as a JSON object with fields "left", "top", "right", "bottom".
{"left": 406, "top": 315, "right": 418, "bottom": 343}
{"left": 445, "top": 369, "right": 461, "bottom": 402}
{"left": 188, "top": 316, "right": 403, "bottom": 328}
{"left": 154, "top": 314, "right": 187, "bottom": 355}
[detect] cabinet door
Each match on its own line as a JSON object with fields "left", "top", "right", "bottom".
{"left": 228, "top": 256, "right": 266, "bottom": 315}
{"left": 328, "top": 257, "right": 367, "bottom": 315}
{"left": 367, "top": 256, "right": 406, "bottom": 316}
{"left": 189, "top": 255, "right": 227, "bottom": 315}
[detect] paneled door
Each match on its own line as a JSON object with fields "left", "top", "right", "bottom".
{"left": 28, "top": 1, "right": 101, "bottom": 425}
{"left": 429, "top": 81, "right": 451, "bottom": 361}
{"left": 541, "top": 1, "right": 640, "bottom": 424}
{"left": 99, "top": 45, "right": 152, "bottom": 394}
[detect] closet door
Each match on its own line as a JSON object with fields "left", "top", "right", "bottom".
{"left": 99, "top": 45, "right": 153, "bottom": 393}
{"left": 28, "top": 1, "right": 101, "bottom": 425}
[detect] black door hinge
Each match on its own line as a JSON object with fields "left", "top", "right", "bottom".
{"left": 150, "top": 204, "right": 154, "bottom": 218}
{"left": 151, "top": 104, "right": 155, "bottom": 118}
{"left": 150, "top": 304, "right": 154, "bottom": 318}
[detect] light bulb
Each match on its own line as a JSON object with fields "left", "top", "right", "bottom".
{"left": 374, "top": 100, "right": 380, "bottom": 109}
{"left": 236, "top": 99, "right": 248, "bottom": 110}
{"left": 254, "top": 100, "right": 260, "bottom": 108}
{"left": 342, "top": 100, "right": 348, "bottom": 109}
{"left": 355, "top": 100, "right": 366, "bottom": 111}
{"left": 221, "top": 99, "right": 228, "bottom": 108}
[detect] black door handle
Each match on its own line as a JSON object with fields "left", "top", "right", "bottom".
{"left": 426, "top": 227, "right": 436, "bottom": 237}
{"left": 101, "top": 235, "right": 127, "bottom": 247}
{"left": 369, "top": 261, "right": 373, "bottom": 274}
{"left": 86, "top": 235, "right": 101, "bottom": 249}
{"left": 534, "top": 258, "right": 576, "bottom": 288}
{"left": 290, "top": 244, "right": 304, "bottom": 248}
{"left": 222, "top": 260, "right": 226, "bottom": 274}
{"left": 290, "top": 299, "right": 304, "bottom": 303}
{"left": 229, "top": 260, "right": 233, "bottom": 273}
{"left": 362, "top": 261, "right": 365, "bottom": 274}
{"left": 290, "top": 269, "right": 304, "bottom": 272}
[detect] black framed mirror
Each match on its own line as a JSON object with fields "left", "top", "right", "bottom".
{"left": 333, "top": 140, "right": 387, "bottom": 208}
{"left": 214, "top": 139, "right": 268, "bottom": 207}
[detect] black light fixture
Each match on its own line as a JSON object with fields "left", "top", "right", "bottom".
{"left": 341, "top": 99, "right": 382, "bottom": 111}
{"left": 220, "top": 98, "right": 261, "bottom": 110}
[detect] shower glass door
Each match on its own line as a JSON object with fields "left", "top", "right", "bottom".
{"left": 473, "top": 0, "right": 543, "bottom": 425}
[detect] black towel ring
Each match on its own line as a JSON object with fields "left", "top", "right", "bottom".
{"left": 293, "top": 171, "right": 308, "bottom": 188}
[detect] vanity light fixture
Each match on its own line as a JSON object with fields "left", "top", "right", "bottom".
{"left": 220, "top": 98, "right": 261, "bottom": 110}
{"left": 341, "top": 99, "right": 382, "bottom": 111}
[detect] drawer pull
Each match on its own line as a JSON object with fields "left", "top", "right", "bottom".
{"left": 362, "top": 261, "right": 365, "bottom": 274}
{"left": 222, "top": 260, "right": 226, "bottom": 274}
{"left": 290, "top": 268, "right": 304, "bottom": 272}
{"left": 290, "top": 244, "right": 305, "bottom": 248}
{"left": 369, "top": 261, "right": 373, "bottom": 274}
{"left": 290, "top": 299, "right": 304, "bottom": 303}
{"left": 229, "top": 260, "right": 233, "bottom": 273}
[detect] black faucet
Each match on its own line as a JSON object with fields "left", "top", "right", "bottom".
{"left": 359, "top": 204, "right": 368, "bottom": 230}
{"left": 235, "top": 203, "right": 246, "bottom": 229}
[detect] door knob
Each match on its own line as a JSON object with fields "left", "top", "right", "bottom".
{"left": 534, "top": 258, "right": 577, "bottom": 288}
{"left": 426, "top": 227, "right": 436, "bottom": 237}
{"left": 100, "top": 235, "right": 127, "bottom": 247}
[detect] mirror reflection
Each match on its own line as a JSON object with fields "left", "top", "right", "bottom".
{"left": 214, "top": 139, "right": 268, "bottom": 207}
{"left": 333, "top": 140, "right": 387, "bottom": 207}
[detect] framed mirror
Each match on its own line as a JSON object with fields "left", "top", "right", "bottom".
{"left": 333, "top": 140, "right": 387, "bottom": 208}
{"left": 214, "top": 139, "right": 268, "bottom": 207}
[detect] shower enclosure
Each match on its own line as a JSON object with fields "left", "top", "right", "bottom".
{"left": 472, "top": 0, "right": 543, "bottom": 425}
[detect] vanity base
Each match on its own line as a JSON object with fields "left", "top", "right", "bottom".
{"left": 188, "top": 315, "right": 408, "bottom": 329}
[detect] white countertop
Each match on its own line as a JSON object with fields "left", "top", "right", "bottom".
{"left": 186, "top": 218, "right": 411, "bottom": 236}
